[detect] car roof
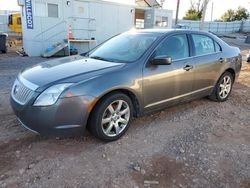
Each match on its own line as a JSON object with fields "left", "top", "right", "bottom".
{"left": 132, "top": 28, "right": 211, "bottom": 35}
{"left": 129, "top": 29, "right": 224, "bottom": 46}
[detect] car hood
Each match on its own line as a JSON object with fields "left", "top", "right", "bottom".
{"left": 21, "top": 55, "right": 125, "bottom": 88}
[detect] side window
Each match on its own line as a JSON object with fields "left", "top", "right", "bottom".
{"left": 192, "top": 34, "right": 215, "bottom": 56}
{"left": 214, "top": 42, "right": 221, "bottom": 52}
{"left": 154, "top": 34, "right": 189, "bottom": 61}
{"left": 48, "top": 3, "right": 59, "bottom": 18}
{"left": 8, "top": 15, "right": 13, "bottom": 25}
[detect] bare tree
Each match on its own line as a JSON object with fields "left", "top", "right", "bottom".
{"left": 190, "top": 0, "right": 208, "bottom": 13}
{"left": 183, "top": 0, "right": 209, "bottom": 21}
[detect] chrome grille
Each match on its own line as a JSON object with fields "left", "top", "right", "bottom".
{"left": 11, "top": 79, "right": 34, "bottom": 105}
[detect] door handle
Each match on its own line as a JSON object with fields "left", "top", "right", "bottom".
{"left": 219, "top": 58, "right": 224, "bottom": 63}
{"left": 183, "top": 65, "right": 193, "bottom": 71}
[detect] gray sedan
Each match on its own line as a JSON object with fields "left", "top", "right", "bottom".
{"left": 10, "top": 29, "right": 242, "bottom": 141}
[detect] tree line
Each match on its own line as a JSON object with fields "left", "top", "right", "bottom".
{"left": 183, "top": 0, "right": 249, "bottom": 22}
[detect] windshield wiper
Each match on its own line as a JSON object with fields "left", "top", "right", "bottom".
{"left": 90, "top": 56, "right": 115, "bottom": 62}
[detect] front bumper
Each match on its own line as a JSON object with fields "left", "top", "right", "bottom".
{"left": 10, "top": 95, "right": 95, "bottom": 138}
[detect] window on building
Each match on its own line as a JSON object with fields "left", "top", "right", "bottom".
{"left": 8, "top": 15, "right": 13, "bottom": 25}
{"left": 48, "top": 3, "right": 59, "bottom": 18}
{"left": 135, "top": 19, "right": 144, "bottom": 29}
{"left": 155, "top": 16, "right": 168, "bottom": 27}
{"left": 191, "top": 34, "right": 215, "bottom": 56}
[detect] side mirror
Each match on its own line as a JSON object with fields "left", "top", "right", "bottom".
{"left": 151, "top": 56, "right": 172, "bottom": 65}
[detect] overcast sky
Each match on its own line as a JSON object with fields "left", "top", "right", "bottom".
{"left": 0, "top": 0, "right": 249, "bottom": 21}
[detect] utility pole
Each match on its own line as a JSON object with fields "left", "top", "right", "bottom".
{"left": 211, "top": 2, "right": 214, "bottom": 21}
{"left": 160, "top": 0, "right": 165, "bottom": 27}
{"left": 175, "top": 0, "right": 180, "bottom": 26}
{"left": 200, "top": 0, "right": 209, "bottom": 30}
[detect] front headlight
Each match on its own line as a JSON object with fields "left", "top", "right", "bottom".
{"left": 33, "top": 83, "right": 73, "bottom": 106}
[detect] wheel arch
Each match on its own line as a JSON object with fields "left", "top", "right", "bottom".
{"left": 88, "top": 88, "right": 142, "bottom": 119}
{"left": 224, "top": 68, "right": 236, "bottom": 82}
{"left": 213, "top": 68, "right": 236, "bottom": 88}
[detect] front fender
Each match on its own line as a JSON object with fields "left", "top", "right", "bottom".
{"left": 61, "top": 65, "right": 143, "bottom": 112}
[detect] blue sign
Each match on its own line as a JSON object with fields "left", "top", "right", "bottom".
{"left": 25, "top": 0, "right": 34, "bottom": 29}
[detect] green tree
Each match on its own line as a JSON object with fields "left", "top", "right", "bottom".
{"left": 183, "top": 0, "right": 208, "bottom": 20}
{"left": 183, "top": 9, "right": 202, "bottom": 20}
{"left": 219, "top": 7, "right": 249, "bottom": 22}
{"left": 234, "top": 7, "right": 249, "bottom": 21}
{"left": 220, "top": 9, "right": 235, "bottom": 22}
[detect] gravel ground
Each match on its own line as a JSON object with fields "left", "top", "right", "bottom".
{"left": 0, "top": 38, "right": 250, "bottom": 188}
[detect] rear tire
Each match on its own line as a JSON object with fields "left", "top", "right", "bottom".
{"left": 209, "top": 71, "right": 233, "bottom": 102}
{"left": 88, "top": 92, "right": 133, "bottom": 142}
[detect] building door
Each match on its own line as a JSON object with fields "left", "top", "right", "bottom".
{"left": 71, "top": 1, "right": 90, "bottom": 39}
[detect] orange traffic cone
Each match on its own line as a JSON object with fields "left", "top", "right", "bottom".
{"left": 68, "top": 25, "right": 73, "bottom": 39}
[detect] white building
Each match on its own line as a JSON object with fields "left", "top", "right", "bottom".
{"left": 18, "top": 0, "right": 173, "bottom": 56}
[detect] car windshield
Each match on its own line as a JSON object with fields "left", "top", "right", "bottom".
{"left": 88, "top": 32, "right": 158, "bottom": 63}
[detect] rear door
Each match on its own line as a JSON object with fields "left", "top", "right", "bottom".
{"left": 190, "top": 34, "right": 223, "bottom": 93}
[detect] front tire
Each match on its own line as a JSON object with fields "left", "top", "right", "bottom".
{"left": 209, "top": 71, "right": 233, "bottom": 102}
{"left": 89, "top": 93, "right": 133, "bottom": 141}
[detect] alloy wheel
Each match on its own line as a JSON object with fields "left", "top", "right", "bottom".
{"left": 101, "top": 100, "right": 130, "bottom": 137}
{"left": 219, "top": 75, "right": 232, "bottom": 99}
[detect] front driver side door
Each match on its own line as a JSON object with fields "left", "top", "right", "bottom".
{"left": 143, "top": 34, "right": 195, "bottom": 111}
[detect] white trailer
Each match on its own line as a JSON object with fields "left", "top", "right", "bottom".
{"left": 18, "top": 0, "right": 172, "bottom": 56}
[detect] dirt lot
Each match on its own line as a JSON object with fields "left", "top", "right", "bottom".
{"left": 0, "top": 38, "right": 250, "bottom": 188}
